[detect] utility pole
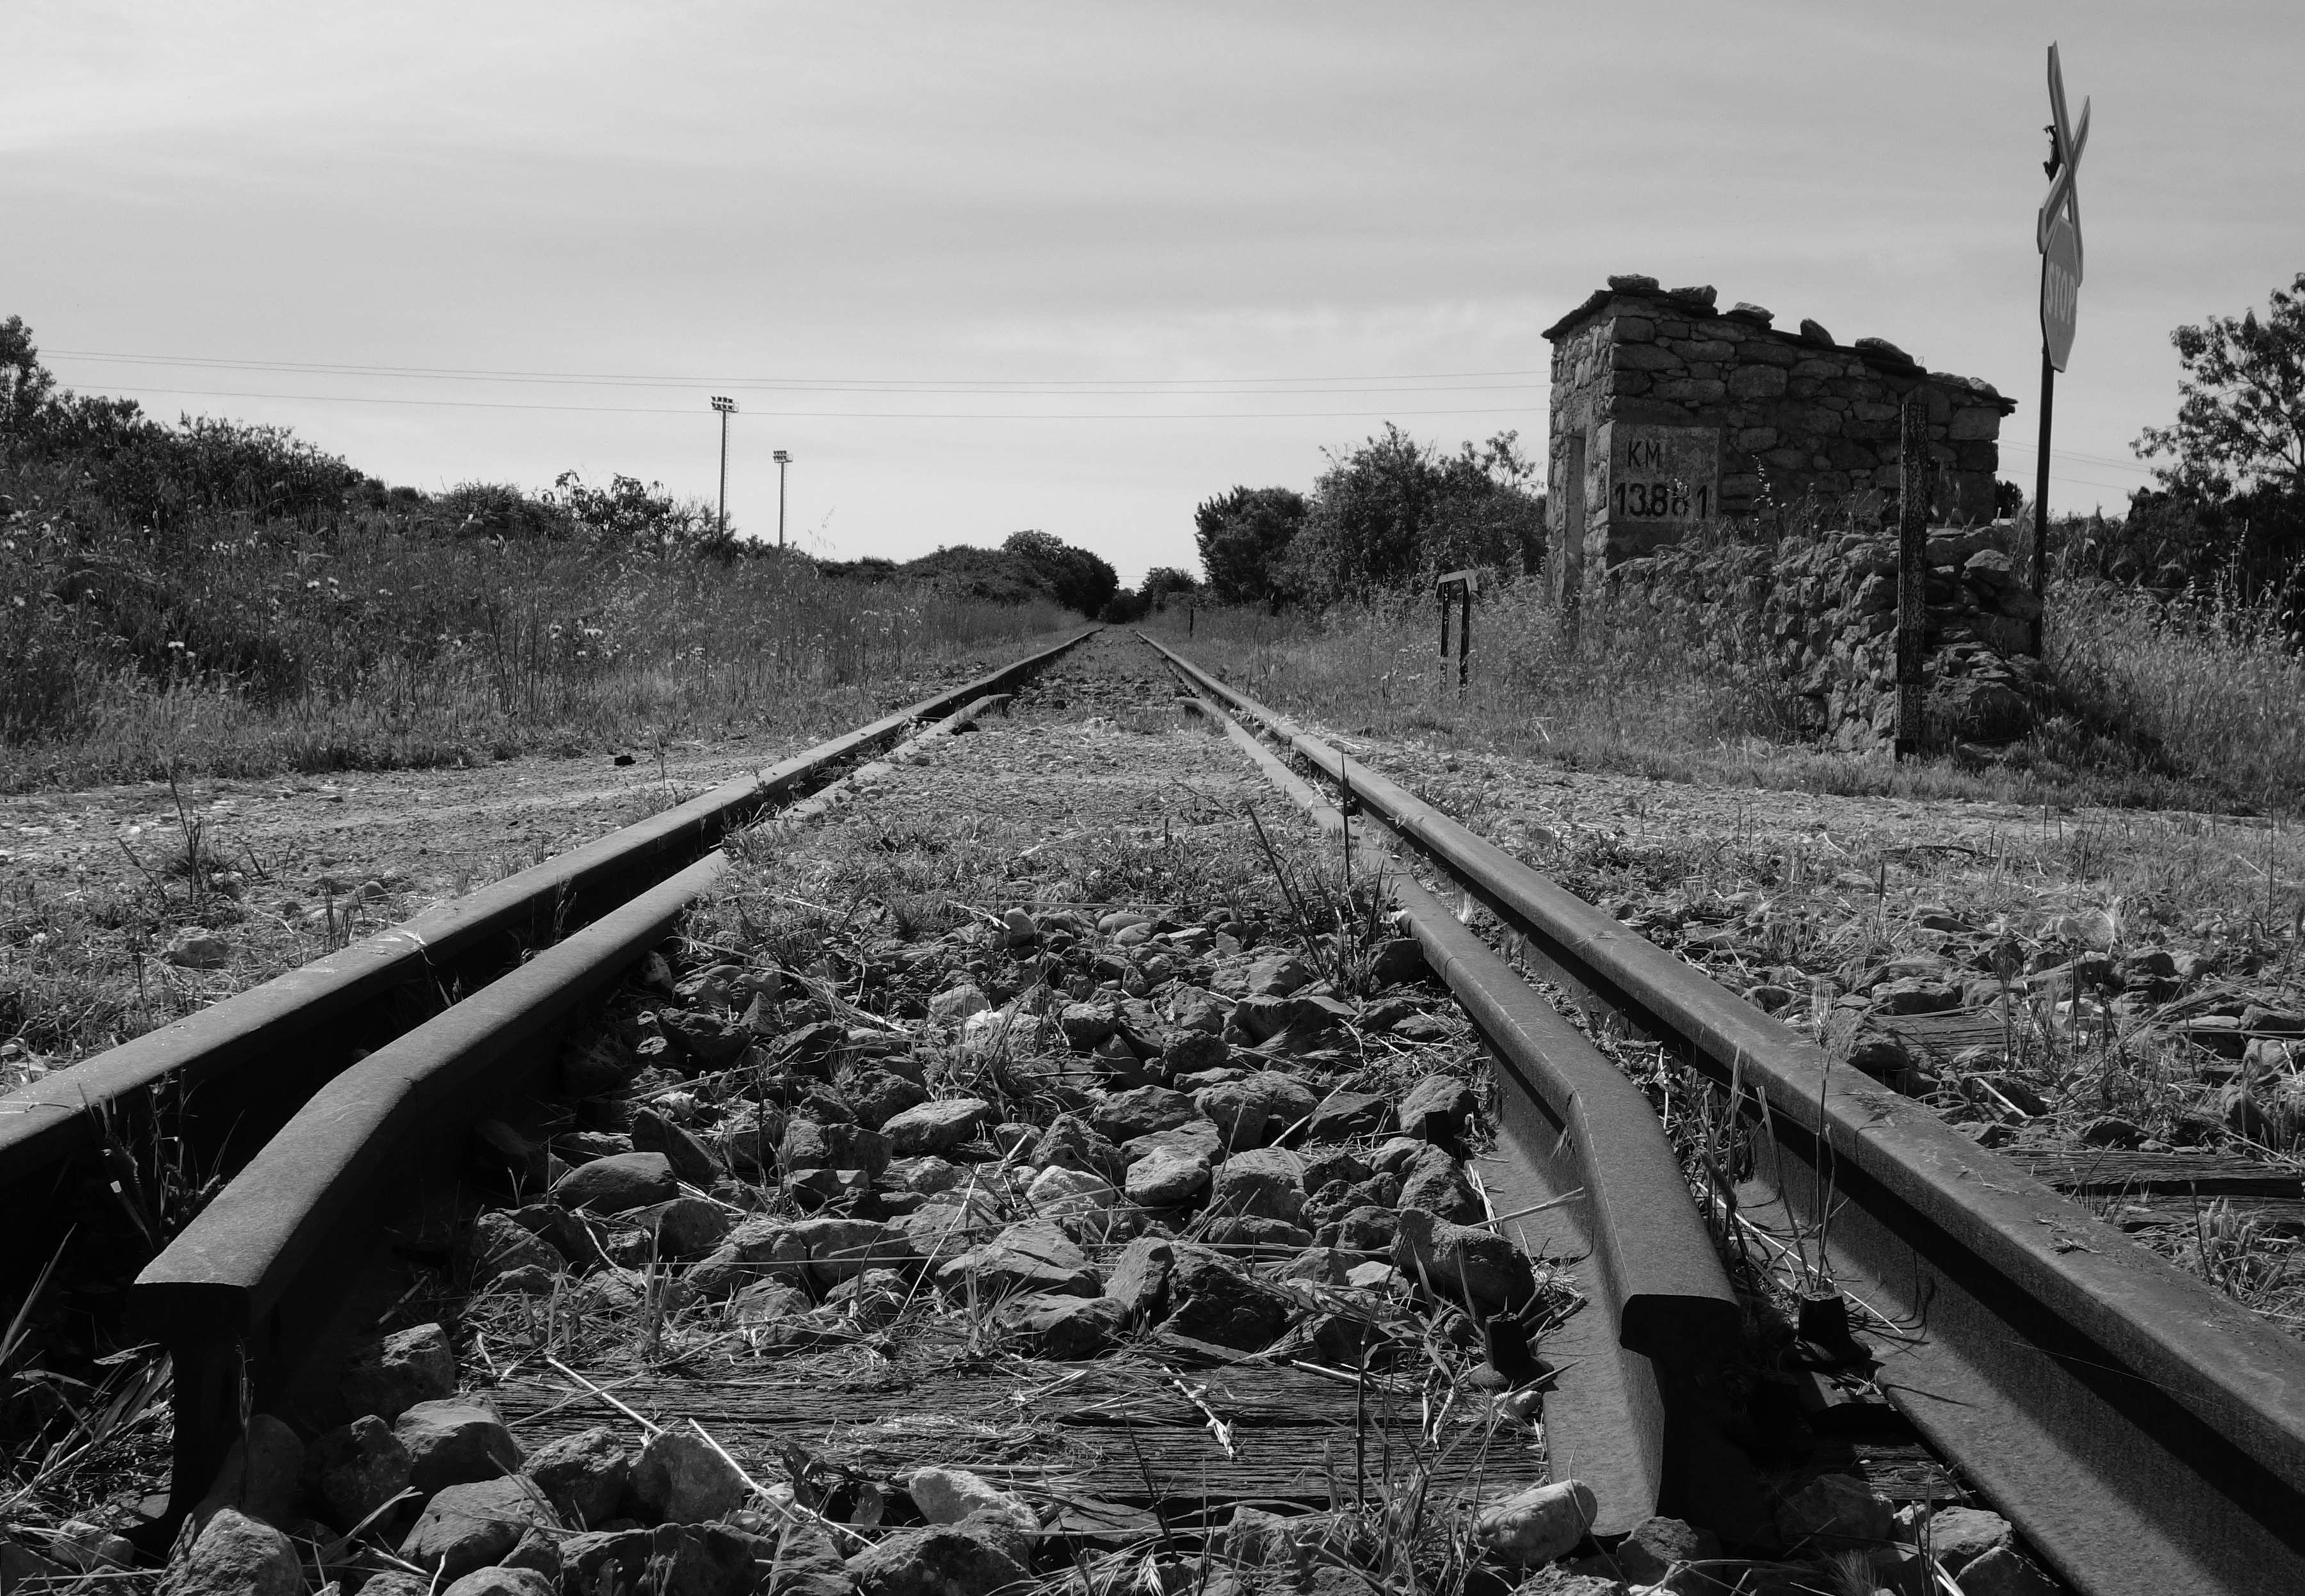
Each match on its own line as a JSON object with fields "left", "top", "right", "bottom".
{"left": 773, "top": 449, "right": 792, "bottom": 551}
{"left": 711, "top": 395, "right": 736, "bottom": 540}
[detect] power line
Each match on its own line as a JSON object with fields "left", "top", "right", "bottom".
{"left": 83, "top": 381, "right": 1541, "bottom": 422}
{"left": 45, "top": 348, "right": 1548, "bottom": 395}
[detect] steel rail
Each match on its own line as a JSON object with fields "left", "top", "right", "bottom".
{"left": 1144, "top": 633, "right": 2305, "bottom": 1596}
{"left": 1177, "top": 692, "right": 1753, "bottom": 1538}
{"left": 0, "top": 630, "right": 1092, "bottom": 1286}
{"left": 133, "top": 695, "right": 1011, "bottom": 1523}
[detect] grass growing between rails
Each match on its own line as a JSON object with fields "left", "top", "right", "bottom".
{"left": 1, "top": 492, "right": 1073, "bottom": 793}
{"left": 1148, "top": 573, "right": 2305, "bottom": 815}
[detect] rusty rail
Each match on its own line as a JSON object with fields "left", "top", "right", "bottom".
{"left": 1144, "top": 632, "right": 2305, "bottom": 1596}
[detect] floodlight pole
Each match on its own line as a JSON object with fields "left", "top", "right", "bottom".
{"left": 711, "top": 395, "right": 736, "bottom": 540}
{"left": 773, "top": 449, "right": 792, "bottom": 551}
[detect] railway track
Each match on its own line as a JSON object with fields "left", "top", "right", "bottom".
{"left": 1, "top": 628, "right": 2299, "bottom": 1595}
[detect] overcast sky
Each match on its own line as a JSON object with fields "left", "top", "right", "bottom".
{"left": 7, "top": 2, "right": 2302, "bottom": 584}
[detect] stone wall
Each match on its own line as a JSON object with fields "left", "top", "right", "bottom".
{"left": 1543, "top": 274, "right": 2019, "bottom": 607}
{"left": 1597, "top": 521, "right": 2045, "bottom": 753}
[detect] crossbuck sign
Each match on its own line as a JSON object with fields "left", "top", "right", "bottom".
{"left": 2037, "top": 44, "right": 2089, "bottom": 372}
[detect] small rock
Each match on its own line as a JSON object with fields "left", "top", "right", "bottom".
{"left": 993, "top": 1291, "right": 1128, "bottom": 1357}
{"left": 554, "top": 1151, "right": 679, "bottom": 1214}
{"left": 1125, "top": 1144, "right": 1212, "bottom": 1207}
{"left": 846, "top": 1522, "right": 1028, "bottom": 1596}
{"left": 1223, "top": 1504, "right": 1304, "bottom": 1567}
{"left": 471, "top": 1209, "right": 563, "bottom": 1284}
{"left": 1369, "top": 938, "right": 1426, "bottom": 987}
{"left": 1774, "top": 1471, "right": 1893, "bottom": 1548}
{"left": 1392, "top": 1208, "right": 1534, "bottom": 1309}
{"left": 1125, "top": 1117, "right": 1223, "bottom": 1170}
{"left": 2078, "top": 1116, "right": 2146, "bottom": 1150}
{"left": 1196, "top": 1071, "right": 1319, "bottom": 1149}
{"left": 1954, "top": 1545, "right": 2060, "bottom": 1595}
{"left": 1032, "top": 1113, "right": 1125, "bottom": 1180}
{"left": 1201, "top": 1215, "right": 1312, "bottom": 1249}
{"left": 1344, "top": 1259, "right": 1404, "bottom": 1291}
{"left": 632, "top": 1428, "right": 750, "bottom": 1524}
{"left": 930, "top": 984, "right": 991, "bottom": 1020}
{"left": 1396, "top": 1145, "right": 1482, "bottom": 1222}
{"left": 1162, "top": 1031, "right": 1232, "bottom": 1074}
{"left": 1333, "top": 1206, "right": 1399, "bottom": 1253}
{"left": 908, "top": 1466, "right": 1038, "bottom": 1531}
{"left": 1616, "top": 1514, "right": 1719, "bottom": 1584}
{"left": 1207, "top": 1145, "right": 1306, "bottom": 1223}
{"left": 769, "top": 1517, "right": 857, "bottom": 1596}
{"left": 1922, "top": 1505, "right": 2009, "bottom": 1574}
{"left": 1306, "top": 1089, "right": 1393, "bottom": 1140}
{"left": 1245, "top": 953, "right": 1312, "bottom": 997}
{"left": 1088, "top": 1085, "right": 1198, "bottom": 1143}
{"left": 1396, "top": 1074, "right": 1478, "bottom": 1145}
{"left": 881, "top": 1097, "right": 993, "bottom": 1154}
{"left": 45, "top": 1520, "right": 134, "bottom": 1573}
{"left": 401, "top": 1476, "right": 562, "bottom": 1582}
{"left": 1868, "top": 976, "right": 1961, "bottom": 1016}
{"left": 1105, "top": 1235, "right": 1176, "bottom": 1323}
{"left": 939, "top": 1218, "right": 1102, "bottom": 1299}
{"left": 341, "top": 1321, "right": 457, "bottom": 1422}
{"left": 1388, "top": 1011, "right": 1452, "bottom": 1043}
{"left": 1276, "top": 1246, "right": 1351, "bottom": 1285}
{"left": 195, "top": 1412, "right": 303, "bottom": 1528}
{"left": 524, "top": 1426, "right": 630, "bottom": 1528}
{"left": 395, "top": 1400, "right": 524, "bottom": 1495}
{"left": 169, "top": 1507, "right": 300, "bottom": 1596}
{"left": 626, "top": 1195, "right": 737, "bottom": 1258}
{"left": 303, "top": 1414, "right": 412, "bottom": 1528}
{"left": 161, "top": 927, "right": 233, "bottom": 970}
{"left": 1027, "top": 1164, "right": 1118, "bottom": 1219}
{"left": 1161, "top": 1245, "right": 1292, "bottom": 1349}
{"left": 634, "top": 1106, "right": 727, "bottom": 1187}
{"left": 440, "top": 1568, "right": 556, "bottom": 1596}
{"left": 786, "top": 1216, "right": 917, "bottom": 1285}
{"left": 661, "top": 1007, "right": 750, "bottom": 1065}
{"left": 1059, "top": 1001, "right": 1120, "bottom": 1048}
{"left": 1477, "top": 1478, "right": 1598, "bottom": 1565}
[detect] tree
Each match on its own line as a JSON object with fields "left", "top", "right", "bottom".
{"left": 1003, "top": 529, "right": 1118, "bottom": 616}
{"left": 2135, "top": 272, "right": 2305, "bottom": 499}
{"left": 1193, "top": 486, "right": 1306, "bottom": 609}
{"left": 1281, "top": 426, "right": 1545, "bottom": 608}
{"left": 551, "top": 471, "right": 725, "bottom": 556}
{"left": 1140, "top": 566, "right": 1201, "bottom": 605}
{"left": 0, "top": 315, "right": 56, "bottom": 444}
{"left": 2128, "top": 274, "right": 2305, "bottom": 611}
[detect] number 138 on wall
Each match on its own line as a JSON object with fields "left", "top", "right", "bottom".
{"left": 1613, "top": 478, "right": 1708, "bottom": 520}
{"left": 1601, "top": 423, "right": 1722, "bottom": 525}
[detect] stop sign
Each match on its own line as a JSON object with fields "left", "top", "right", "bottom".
{"left": 2041, "top": 210, "right": 2080, "bottom": 372}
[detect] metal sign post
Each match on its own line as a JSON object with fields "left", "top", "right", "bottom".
{"left": 1436, "top": 569, "right": 1478, "bottom": 690}
{"left": 2030, "top": 42, "right": 2089, "bottom": 654}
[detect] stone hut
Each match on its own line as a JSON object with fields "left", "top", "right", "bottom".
{"left": 1542, "top": 275, "right": 2019, "bottom": 609}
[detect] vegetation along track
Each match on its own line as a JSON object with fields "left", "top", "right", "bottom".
{"left": 4, "top": 628, "right": 2301, "bottom": 1595}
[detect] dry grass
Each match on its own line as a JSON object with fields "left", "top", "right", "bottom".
{"left": 1148, "top": 566, "right": 2305, "bottom": 813}
{"left": 2, "top": 489, "right": 1073, "bottom": 792}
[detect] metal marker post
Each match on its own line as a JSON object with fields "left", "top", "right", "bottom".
{"left": 2031, "top": 43, "right": 2089, "bottom": 655}
{"left": 1436, "top": 570, "right": 1478, "bottom": 691}
{"left": 1895, "top": 391, "right": 1930, "bottom": 761}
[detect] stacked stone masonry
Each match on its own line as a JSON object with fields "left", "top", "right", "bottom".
{"left": 1543, "top": 274, "right": 2020, "bottom": 603}
{"left": 1598, "top": 521, "right": 2044, "bottom": 753}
